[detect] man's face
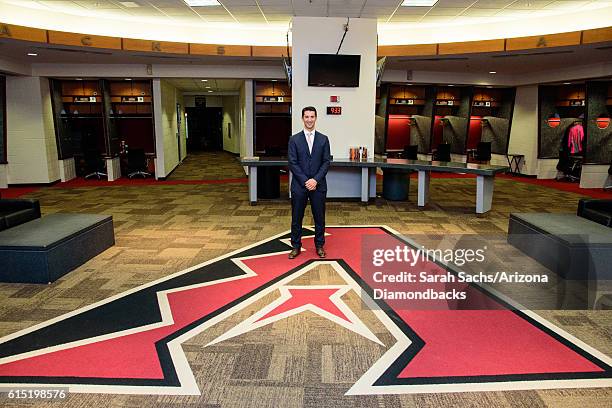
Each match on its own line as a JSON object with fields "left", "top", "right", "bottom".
{"left": 302, "top": 110, "right": 317, "bottom": 131}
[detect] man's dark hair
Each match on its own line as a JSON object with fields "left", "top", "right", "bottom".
{"left": 302, "top": 106, "right": 317, "bottom": 117}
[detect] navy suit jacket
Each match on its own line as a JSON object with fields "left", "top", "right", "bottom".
{"left": 288, "top": 130, "right": 331, "bottom": 193}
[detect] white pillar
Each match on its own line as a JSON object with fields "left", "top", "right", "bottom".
{"left": 290, "top": 17, "right": 377, "bottom": 199}
{"left": 508, "top": 85, "right": 538, "bottom": 176}
{"left": 244, "top": 79, "right": 254, "bottom": 157}
{"left": 417, "top": 170, "right": 430, "bottom": 207}
{"left": 476, "top": 175, "right": 494, "bottom": 214}
{"left": 5, "top": 76, "right": 60, "bottom": 184}
{"left": 152, "top": 78, "right": 165, "bottom": 179}
{"left": 58, "top": 158, "right": 76, "bottom": 182}
{"left": 106, "top": 157, "right": 121, "bottom": 181}
{"left": 0, "top": 164, "right": 7, "bottom": 188}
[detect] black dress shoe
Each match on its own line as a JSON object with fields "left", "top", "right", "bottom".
{"left": 316, "top": 246, "right": 326, "bottom": 258}
{"left": 288, "top": 248, "right": 300, "bottom": 259}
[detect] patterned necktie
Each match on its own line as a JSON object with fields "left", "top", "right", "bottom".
{"left": 307, "top": 132, "right": 314, "bottom": 154}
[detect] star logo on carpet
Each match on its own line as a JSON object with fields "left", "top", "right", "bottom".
{"left": 0, "top": 227, "right": 609, "bottom": 396}
{"left": 207, "top": 284, "right": 383, "bottom": 347}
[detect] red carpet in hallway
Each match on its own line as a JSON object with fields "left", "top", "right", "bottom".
{"left": 1, "top": 174, "right": 610, "bottom": 198}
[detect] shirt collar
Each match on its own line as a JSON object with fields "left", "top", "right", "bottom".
{"left": 304, "top": 129, "right": 315, "bottom": 137}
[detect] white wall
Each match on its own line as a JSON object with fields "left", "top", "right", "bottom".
{"left": 5, "top": 76, "right": 59, "bottom": 184}
{"left": 153, "top": 79, "right": 164, "bottom": 178}
{"left": 183, "top": 95, "right": 224, "bottom": 108}
{"left": 508, "top": 85, "right": 539, "bottom": 176}
{"left": 222, "top": 96, "right": 239, "bottom": 154}
{"left": 181, "top": 95, "right": 196, "bottom": 108}
{"left": 382, "top": 62, "right": 612, "bottom": 88}
{"left": 153, "top": 79, "right": 186, "bottom": 178}
{"left": 580, "top": 164, "right": 609, "bottom": 188}
{"left": 179, "top": 97, "right": 187, "bottom": 162}
{"left": 41, "top": 79, "right": 60, "bottom": 182}
{"left": 240, "top": 80, "right": 254, "bottom": 158}
{"left": 205, "top": 96, "right": 223, "bottom": 108}
{"left": 0, "top": 165, "right": 8, "bottom": 188}
{"left": 32, "top": 63, "right": 284, "bottom": 81}
{"left": 291, "top": 17, "right": 377, "bottom": 159}
{"left": 537, "top": 159, "right": 559, "bottom": 180}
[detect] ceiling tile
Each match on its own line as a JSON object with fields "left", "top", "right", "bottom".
{"left": 506, "top": 1, "right": 556, "bottom": 9}
{"left": 471, "top": 0, "right": 515, "bottom": 7}
{"left": 427, "top": 7, "right": 466, "bottom": 16}
{"left": 543, "top": 0, "right": 591, "bottom": 10}
{"left": 434, "top": 0, "right": 476, "bottom": 6}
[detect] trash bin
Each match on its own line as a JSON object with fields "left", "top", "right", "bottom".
{"left": 257, "top": 166, "right": 281, "bottom": 199}
{"left": 382, "top": 168, "right": 410, "bottom": 201}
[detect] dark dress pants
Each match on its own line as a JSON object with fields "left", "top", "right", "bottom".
{"left": 290, "top": 187, "right": 326, "bottom": 249}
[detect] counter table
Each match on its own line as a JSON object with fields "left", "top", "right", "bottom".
{"left": 239, "top": 157, "right": 509, "bottom": 214}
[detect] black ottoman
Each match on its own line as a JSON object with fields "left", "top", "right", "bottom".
{"left": 0, "top": 213, "right": 115, "bottom": 283}
{"left": 578, "top": 199, "right": 612, "bottom": 227}
{"left": 508, "top": 213, "right": 612, "bottom": 280}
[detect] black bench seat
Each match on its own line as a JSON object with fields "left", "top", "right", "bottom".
{"left": 508, "top": 213, "right": 612, "bottom": 280}
{"left": 0, "top": 213, "right": 114, "bottom": 283}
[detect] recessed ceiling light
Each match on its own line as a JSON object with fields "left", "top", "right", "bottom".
{"left": 406, "top": 83, "right": 413, "bottom": 86}
{"left": 489, "top": 71, "right": 497, "bottom": 74}
{"left": 271, "top": 79, "right": 278, "bottom": 82}
{"left": 201, "top": 79, "right": 208, "bottom": 82}
{"left": 208, "top": 90, "right": 213, "bottom": 93}
{"left": 119, "top": 1, "right": 140, "bottom": 7}
{"left": 448, "top": 84, "right": 454, "bottom": 87}
{"left": 205, "top": 86, "right": 211, "bottom": 88}
{"left": 27, "top": 53, "right": 37, "bottom": 56}
{"left": 125, "top": 78, "right": 132, "bottom": 81}
{"left": 76, "top": 78, "right": 83, "bottom": 81}
{"left": 184, "top": 0, "right": 220, "bottom": 6}
{"left": 401, "top": 0, "right": 438, "bottom": 6}
{"left": 563, "top": 82, "right": 571, "bottom": 85}
{"left": 486, "top": 86, "right": 493, "bottom": 88}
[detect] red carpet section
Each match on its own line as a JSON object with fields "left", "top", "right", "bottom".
{"left": 0, "top": 186, "right": 41, "bottom": 199}
{"left": 1, "top": 174, "right": 610, "bottom": 199}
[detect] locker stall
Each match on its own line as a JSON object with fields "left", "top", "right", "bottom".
{"left": 468, "top": 87, "right": 515, "bottom": 155}
{"left": 385, "top": 85, "right": 435, "bottom": 155}
{"left": 432, "top": 86, "right": 472, "bottom": 156}
{"left": 108, "top": 80, "right": 156, "bottom": 175}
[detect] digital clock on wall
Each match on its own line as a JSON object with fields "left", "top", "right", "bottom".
{"left": 326, "top": 106, "right": 342, "bottom": 115}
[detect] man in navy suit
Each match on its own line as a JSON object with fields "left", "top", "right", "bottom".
{"left": 288, "top": 106, "right": 331, "bottom": 259}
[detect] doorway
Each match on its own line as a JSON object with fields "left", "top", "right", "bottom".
{"left": 186, "top": 107, "right": 222, "bottom": 152}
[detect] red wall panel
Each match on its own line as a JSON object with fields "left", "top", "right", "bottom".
{"left": 467, "top": 116, "right": 483, "bottom": 149}
{"left": 386, "top": 114, "right": 411, "bottom": 150}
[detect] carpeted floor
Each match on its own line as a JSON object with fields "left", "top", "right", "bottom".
{"left": 0, "top": 153, "right": 610, "bottom": 407}
{"left": 166, "top": 150, "right": 246, "bottom": 180}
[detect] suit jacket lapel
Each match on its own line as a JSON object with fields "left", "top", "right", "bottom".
{"left": 309, "top": 131, "right": 318, "bottom": 157}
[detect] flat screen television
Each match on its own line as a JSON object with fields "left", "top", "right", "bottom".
{"left": 308, "top": 54, "right": 360, "bottom": 87}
